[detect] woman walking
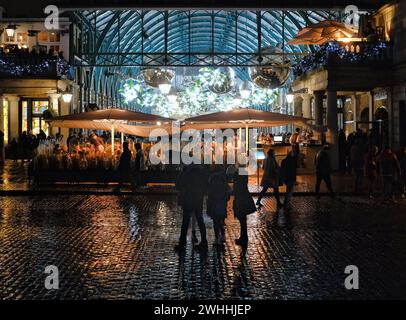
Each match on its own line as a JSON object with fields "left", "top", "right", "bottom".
{"left": 256, "top": 149, "right": 282, "bottom": 209}
{"left": 232, "top": 168, "right": 256, "bottom": 247}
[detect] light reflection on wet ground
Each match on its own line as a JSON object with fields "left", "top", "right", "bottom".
{"left": 0, "top": 194, "right": 405, "bottom": 300}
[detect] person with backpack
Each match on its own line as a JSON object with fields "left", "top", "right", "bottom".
{"left": 315, "top": 145, "right": 335, "bottom": 198}
{"left": 207, "top": 165, "right": 230, "bottom": 246}
{"left": 232, "top": 167, "right": 256, "bottom": 247}
{"left": 256, "top": 149, "right": 282, "bottom": 209}
{"left": 280, "top": 144, "right": 298, "bottom": 210}
{"left": 175, "top": 164, "right": 208, "bottom": 251}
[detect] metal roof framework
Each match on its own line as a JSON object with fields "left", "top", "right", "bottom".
{"left": 71, "top": 9, "right": 335, "bottom": 102}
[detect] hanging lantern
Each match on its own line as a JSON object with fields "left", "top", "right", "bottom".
{"left": 167, "top": 87, "right": 178, "bottom": 104}
{"left": 239, "top": 80, "right": 252, "bottom": 99}
{"left": 141, "top": 68, "right": 175, "bottom": 89}
{"left": 286, "top": 87, "right": 294, "bottom": 104}
{"left": 207, "top": 66, "right": 235, "bottom": 94}
{"left": 158, "top": 76, "right": 172, "bottom": 95}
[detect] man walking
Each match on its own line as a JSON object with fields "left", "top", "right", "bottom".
{"left": 280, "top": 145, "right": 298, "bottom": 210}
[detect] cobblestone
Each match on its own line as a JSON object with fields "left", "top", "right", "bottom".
{"left": 0, "top": 194, "right": 405, "bottom": 299}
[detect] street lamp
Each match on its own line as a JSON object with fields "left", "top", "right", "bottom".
{"left": 5, "top": 25, "right": 17, "bottom": 38}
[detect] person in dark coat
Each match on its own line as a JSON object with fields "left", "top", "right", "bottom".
{"left": 232, "top": 169, "right": 256, "bottom": 246}
{"left": 207, "top": 165, "right": 229, "bottom": 246}
{"left": 116, "top": 141, "right": 135, "bottom": 192}
{"left": 315, "top": 145, "right": 335, "bottom": 198}
{"left": 256, "top": 149, "right": 282, "bottom": 209}
{"left": 350, "top": 137, "right": 364, "bottom": 192}
{"left": 134, "top": 142, "right": 145, "bottom": 187}
{"left": 175, "top": 165, "right": 208, "bottom": 251}
{"left": 338, "top": 129, "right": 347, "bottom": 172}
{"left": 280, "top": 145, "right": 298, "bottom": 210}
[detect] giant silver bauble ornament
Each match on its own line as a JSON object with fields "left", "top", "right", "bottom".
{"left": 207, "top": 66, "right": 235, "bottom": 94}
{"left": 141, "top": 68, "right": 175, "bottom": 88}
{"left": 248, "top": 46, "right": 291, "bottom": 89}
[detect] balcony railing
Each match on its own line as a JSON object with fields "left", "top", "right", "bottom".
{"left": 293, "top": 41, "right": 391, "bottom": 78}
{"left": 0, "top": 53, "right": 73, "bottom": 80}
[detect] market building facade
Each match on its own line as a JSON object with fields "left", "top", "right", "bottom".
{"left": 0, "top": 0, "right": 404, "bottom": 166}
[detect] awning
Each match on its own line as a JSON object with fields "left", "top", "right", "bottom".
{"left": 183, "top": 108, "right": 310, "bottom": 130}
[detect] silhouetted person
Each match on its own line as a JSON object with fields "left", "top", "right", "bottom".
{"left": 207, "top": 165, "right": 229, "bottom": 246}
{"left": 338, "top": 129, "right": 347, "bottom": 172}
{"left": 378, "top": 146, "right": 400, "bottom": 203}
{"left": 175, "top": 165, "right": 208, "bottom": 251}
{"left": 232, "top": 168, "right": 256, "bottom": 247}
{"left": 116, "top": 141, "right": 135, "bottom": 192}
{"left": 289, "top": 128, "right": 301, "bottom": 145}
{"left": 351, "top": 139, "right": 365, "bottom": 192}
{"left": 134, "top": 142, "right": 145, "bottom": 187}
{"left": 256, "top": 149, "right": 282, "bottom": 209}
{"left": 280, "top": 145, "right": 298, "bottom": 210}
{"left": 315, "top": 145, "right": 335, "bottom": 198}
{"left": 37, "top": 129, "right": 47, "bottom": 141}
{"left": 364, "top": 145, "right": 379, "bottom": 199}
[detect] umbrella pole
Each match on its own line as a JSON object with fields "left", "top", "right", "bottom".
{"left": 121, "top": 132, "right": 124, "bottom": 145}
{"left": 245, "top": 124, "right": 249, "bottom": 155}
{"left": 111, "top": 125, "right": 115, "bottom": 158}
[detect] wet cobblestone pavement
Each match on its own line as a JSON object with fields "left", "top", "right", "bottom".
{"left": 0, "top": 193, "right": 405, "bottom": 300}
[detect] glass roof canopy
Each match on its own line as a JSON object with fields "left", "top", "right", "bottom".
{"left": 73, "top": 9, "right": 335, "bottom": 94}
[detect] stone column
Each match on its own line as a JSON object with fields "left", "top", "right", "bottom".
{"left": 49, "top": 94, "right": 60, "bottom": 137}
{"left": 312, "top": 91, "right": 324, "bottom": 143}
{"left": 302, "top": 94, "right": 312, "bottom": 119}
{"left": 351, "top": 94, "right": 359, "bottom": 133}
{"left": 294, "top": 97, "right": 303, "bottom": 117}
{"left": 7, "top": 95, "right": 20, "bottom": 141}
{"left": 326, "top": 90, "right": 339, "bottom": 170}
{"left": 313, "top": 91, "right": 324, "bottom": 126}
{"left": 0, "top": 95, "right": 4, "bottom": 161}
{"left": 59, "top": 97, "right": 71, "bottom": 144}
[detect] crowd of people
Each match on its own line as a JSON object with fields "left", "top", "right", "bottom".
{"left": 6, "top": 129, "right": 52, "bottom": 160}
{"left": 338, "top": 128, "right": 406, "bottom": 202}
{"left": 169, "top": 144, "right": 302, "bottom": 251}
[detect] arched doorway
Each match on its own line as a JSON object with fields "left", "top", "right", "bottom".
{"left": 359, "top": 107, "right": 369, "bottom": 132}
